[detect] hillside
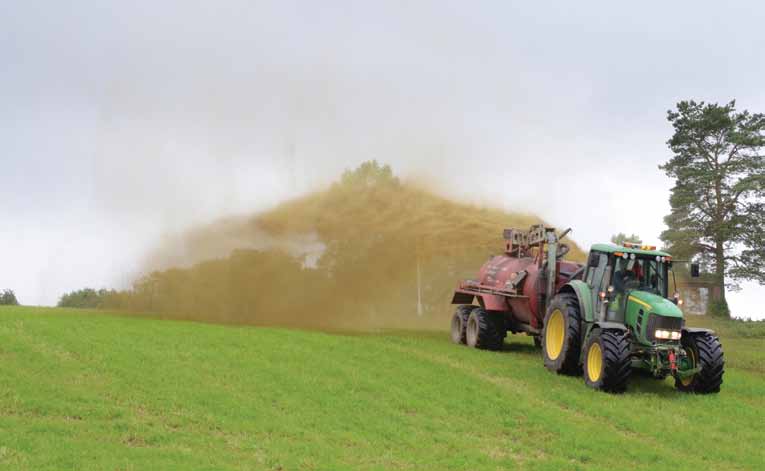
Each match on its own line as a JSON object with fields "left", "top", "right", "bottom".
{"left": 105, "top": 162, "right": 586, "bottom": 329}
{"left": 1, "top": 306, "right": 763, "bottom": 470}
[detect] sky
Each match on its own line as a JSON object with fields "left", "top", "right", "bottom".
{"left": 1, "top": 1, "right": 763, "bottom": 318}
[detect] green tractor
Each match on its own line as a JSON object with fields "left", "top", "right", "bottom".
{"left": 451, "top": 226, "right": 724, "bottom": 393}
{"left": 543, "top": 242, "right": 724, "bottom": 393}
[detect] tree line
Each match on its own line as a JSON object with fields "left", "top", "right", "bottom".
{"left": 57, "top": 288, "right": 122, "bottom": 309}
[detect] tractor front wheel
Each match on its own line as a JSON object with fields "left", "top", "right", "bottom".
{"left": 542, "top": 294, "right": 582, "bottom": 375}
{"left": 450, "top": 305, "right": 473, "bottom": 345}
{"left": 465, "top": 308, "right": 504, "bottom": 350}
{"left": 675, "top": 332, "right": 724, "bottom": 394}
{"left": 582, "top": 329, "right": 631, "bottom": 393}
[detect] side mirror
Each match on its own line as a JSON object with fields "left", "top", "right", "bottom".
{"left": 690, "top": 263, "right": 700, "bottom": 278}
{"left": 588, "top": 253, "right": 600, "bottom": 267}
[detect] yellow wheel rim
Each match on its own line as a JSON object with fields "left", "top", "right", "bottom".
{"left": 681, "top": 347, "right": 697, "bottom": 386}
{"left": 587, "top": 341, "right": 603, "bottom": 382}
{"left": 545, "top": 309, "right": 565, "bottom": 360}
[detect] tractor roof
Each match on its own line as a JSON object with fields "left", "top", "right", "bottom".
{"left": 590, "top": 243, "right": 671, "bottom": 257}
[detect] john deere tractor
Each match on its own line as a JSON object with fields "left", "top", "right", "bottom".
{"left": 451, "top": 226, "right": 724, "bottom": 393}
{"left": 546, "top": 242, "right": 724, "bottom": 393}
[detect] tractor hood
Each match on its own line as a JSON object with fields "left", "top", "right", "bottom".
{"left": 628, "top": 291, "right": 683, "bottom": 318}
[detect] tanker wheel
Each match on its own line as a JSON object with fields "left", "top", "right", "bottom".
{"left": 583, "top": 329, "right": 631, "bottom": 393}
{"left": 450, "top": 305, "right": 473, "bottom": 345}
{"left": 675, "top": 332, "right": 724, "bottom": 394}
{"left": 465, "top": 308, "right": 504, "bottom": 351}
{"left": 542, "top": 293, "right": 581, "bottom": 375}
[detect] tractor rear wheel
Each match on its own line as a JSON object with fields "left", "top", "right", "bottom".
{"left": 583, "top": 329, "right": 631, "bottom": 393}
{"left": 542, "top": 294, "right": 582, "bottom": 375}
{"left": 675, "top": 332, "right": 724, "bottom": 394}
{"left": 450, "top": 305, "right": 473, "bottom": 345}
{"left": 465, "top": 308, "right": 504, "bottom": 350}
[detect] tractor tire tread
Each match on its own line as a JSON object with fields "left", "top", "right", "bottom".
{"left": 451, "top": 305, "right": 473, "bottom": 345}
{"left": 599, "top": 330, "right": 631, "bottom": 393}
{"left": 691, "top": 333, "right": 725, "bottom": 393}
{"left": 468, "top": 308, "right": 504, "bottom": 351}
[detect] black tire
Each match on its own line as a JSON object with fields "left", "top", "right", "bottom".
{"left": 583, "top": 329, "right": 631, "bottom": 393}
{"left": 542, "top": 293, "right": 582, "bottom": 375}
{"left": 675, "top": 332, "right": 724, "bottom": 394}
{"left": 465, "top": 308, "right": 504, "bottom": 350}
{"left": 450, "top": 305, "right": 473, "bottom": 345}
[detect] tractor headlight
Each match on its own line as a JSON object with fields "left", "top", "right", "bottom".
{"left": 654, "top": 329, "right": 681, "bottom": 340}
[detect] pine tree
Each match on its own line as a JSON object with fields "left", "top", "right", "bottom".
{"left": 660, "top": 100, "right": 765, "bottom": 317}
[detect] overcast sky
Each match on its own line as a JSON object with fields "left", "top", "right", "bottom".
{"left": 1, "top": 1, "right": 763, "bottom": 318}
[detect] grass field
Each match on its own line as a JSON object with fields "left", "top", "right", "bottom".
{"left": 1, "top": 306, "right": 763, "bottom": 470}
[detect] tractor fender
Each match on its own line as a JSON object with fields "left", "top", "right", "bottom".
{"left": 559, "top": 280, "right": 595, "bottom": 322}
{"left": 592, "top": 321, "right": 629, "bottom": 332}
{"left": 451, "top": 291, "right": 474, "bottom": 305}
{"left": 682, "top": 327, "right": 716, "bottom": 336}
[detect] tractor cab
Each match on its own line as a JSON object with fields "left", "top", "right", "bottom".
{"left": 585, "top": 243, "right": 685, "bottom": 346}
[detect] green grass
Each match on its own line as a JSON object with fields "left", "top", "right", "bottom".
{"left": 1, "top": 306, "right": 763, "bottom": 470}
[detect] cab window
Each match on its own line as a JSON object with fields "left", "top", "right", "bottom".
{"left": 612, "top": 256, "right": 668, "bottom": 297}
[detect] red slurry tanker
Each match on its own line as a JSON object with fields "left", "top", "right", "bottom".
{"left": 450, "top": 225, "right": 724, "bottom": 393}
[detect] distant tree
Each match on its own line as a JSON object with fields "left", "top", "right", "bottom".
{"left": 0, "top": 289, "right": 19, "bottom": 305}
{"left": 58, "top": 288, "right": 116, "bottom": 309}
{"left": 338, "top": 160, "right": 400, "bottom": 188}
{"left": 660, "top": 100, "right": 765, "bottom": 317}
{"left": 610, "top": 233, "right": 643, "bottom": 246}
